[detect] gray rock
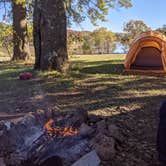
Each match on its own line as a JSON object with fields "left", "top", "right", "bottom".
{"left": 90, "top": 133, "right": 116, "bottom": 161}
{"left": 71, "top": 150, "right": 100, "bottom": 166}
{"left": 95, "top": 137, "right": 116, "bottom": 161}
{"left": 36, "top": 109, "right": 45, "bottom": 122}
{"left": 4, "top": 122, "right": 11, "bottom": 131}
{"left": 79, "top": 123, "right": 94, "bottom": 137}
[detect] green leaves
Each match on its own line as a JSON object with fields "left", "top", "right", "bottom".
{"left": 117, "top": 0, "right": 132, "bottom": 7}
{"left": 0, "top": 23, "right": 13, "bottom": 57}
{"left": 156, "top": 25, "right": 166, "bottom": 36}
{"left": 65, "top": 0, "right": 132, "bottom": 26}
{"left": 117, "top": 20, "right": 150, "bottom": 52}
{"left": 91, "top": 27, "right": 116, "bottom": 53}
{"left": 0, "top": 23, "right": 12, "bottom": 47}
{"left": 124, "top": 20, "right": 150, "bottom": 36}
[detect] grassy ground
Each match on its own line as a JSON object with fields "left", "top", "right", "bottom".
{"left": 0, "top": 54, "right": 165, "bottom": 165}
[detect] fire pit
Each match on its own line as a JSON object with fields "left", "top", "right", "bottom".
{"left": 0, "top": 107, "right": 121, "bottom": 166}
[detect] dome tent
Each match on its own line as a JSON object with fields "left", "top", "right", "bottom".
{"left": 124, "top": 31, "right": 166, "bottom": 73}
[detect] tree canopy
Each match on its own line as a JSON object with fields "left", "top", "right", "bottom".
{"left": 66, "top": 0, "right": 132, "bottom": 26}
{"left": 117, "top": 20, "right": 151, "bottom": 52}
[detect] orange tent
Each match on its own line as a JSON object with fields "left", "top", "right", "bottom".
{"left": 124, "top": 31, "right": 166, "bottom": 73}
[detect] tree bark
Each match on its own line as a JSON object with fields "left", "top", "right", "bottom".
{"left": 33, "top": 0, "right": 68, "bottom": 71}
{"left": 12, "top": 0, "right": 31, "bottom": 61}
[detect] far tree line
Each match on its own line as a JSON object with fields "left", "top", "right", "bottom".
{"left": 1, "top": 20, "right": 166, "bottom": 56}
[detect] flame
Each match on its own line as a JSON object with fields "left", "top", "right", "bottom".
{"left": 44, "top": 119, "right": 78, "bottom": 137}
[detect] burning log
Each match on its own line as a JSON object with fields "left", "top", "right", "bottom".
{"left": 44, "top": 119, "right": 79, "bottom": 137}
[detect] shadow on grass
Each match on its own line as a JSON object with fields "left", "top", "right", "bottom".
{"left": 72, "top": 60, "right": 124, "bottom": 75}
{"left": 80, "top": 63, "right": 123, "bottom": 74}
{"left": 43, "top": 58, "right": 166, "bottom": 112}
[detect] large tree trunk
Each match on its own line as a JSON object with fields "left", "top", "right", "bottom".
{"left": 12, "top": 0, "right": 31, "bottom": 60}
{"left": 33, "top": 0, "right": 68, "bottom": 71}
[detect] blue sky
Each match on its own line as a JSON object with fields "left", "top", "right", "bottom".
{"left": 71, "top": 0, "right": 166, "bottom": 32}
{"left": 0, "top": 0, "right": 166, "bottom": 33}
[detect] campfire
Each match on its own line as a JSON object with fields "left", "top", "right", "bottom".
{"left": 0, "top": 108, "right": 121, "bottom": 166}
{"left": 0, "top": 109, "right": 94, "bottom": 166}
{"left": 44, "top": 119, "right": 79, "bottom": 137}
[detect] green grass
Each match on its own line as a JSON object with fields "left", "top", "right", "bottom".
{"left": 23, "top": 53, "right": 165, "bottom": 116}
{"left": 1, "top": 53, "right": 165, "bottom": 114}
{"left": 70, "top": 54, "right": 125, "bottom": 75}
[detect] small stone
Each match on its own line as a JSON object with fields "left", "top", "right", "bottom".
{"left": 95, "top": 137, "right": 116, "bottom": 161}
{"left": 36, "top": 109, "right": 45, "bottom": 116}
{"left": 16, "top": 108, "right": 21, "bottom": 112}
{"left": 71, "top": 150, "right": 100, "bottom": 166}
{"left": 79, "top": 123, "right": 94, "bottom": 137}
{"left": 4, "top": 122, "right": 11, "bottom": 131}
{"left": 90, "top": 133, "right": 116, "bottom": 161}
{"left": 36, "top": 109, "right": 45, "bottom": 122}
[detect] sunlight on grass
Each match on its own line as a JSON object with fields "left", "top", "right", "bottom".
{"left": 37, "top": 70, "right": 62, "bottom": 78}
{"left": 70, "top": 54, "right": 126, "bottom": 76}
{"left": 70, "top": 54, "right": 126, "bottom": 62}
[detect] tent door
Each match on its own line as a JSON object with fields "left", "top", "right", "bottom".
{"left": 131, "top": 47, "right": 163, "bottom": 70}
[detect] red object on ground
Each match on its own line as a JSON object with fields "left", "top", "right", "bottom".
{"left": 19, "top": 72, "right": 33, "bottom": 80}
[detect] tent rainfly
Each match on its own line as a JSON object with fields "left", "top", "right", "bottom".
{"left": 124, "top": 31, "right": 166, "bottom": 73}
